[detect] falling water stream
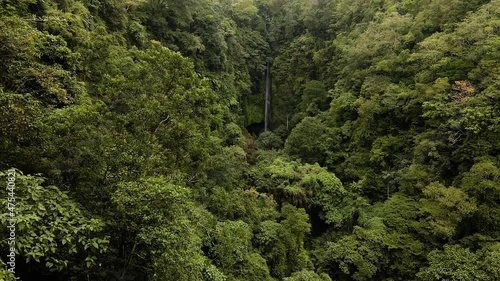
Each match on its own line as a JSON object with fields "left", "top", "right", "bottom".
{"left": 264, "top": 61, "right": 272, "bottom": 131}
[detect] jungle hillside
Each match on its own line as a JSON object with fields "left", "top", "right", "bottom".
{"left": 1, "top": 0, "right": 500, "bottom": 280}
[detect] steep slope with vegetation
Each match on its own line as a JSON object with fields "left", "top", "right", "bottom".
{"left": 1, "top": 0, "right": 499, "bottom": 280}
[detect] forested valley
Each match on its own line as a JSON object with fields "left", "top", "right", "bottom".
{"left": 1, "top": 0, "right": 500, "bottom": 280}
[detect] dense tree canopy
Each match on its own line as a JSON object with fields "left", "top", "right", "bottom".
{"left": 1, "top": 0, "right": 499, "bottom": 280}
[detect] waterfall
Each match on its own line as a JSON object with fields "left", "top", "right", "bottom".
{"left": 264, "top": 61, "right": 272, "bottom": 131}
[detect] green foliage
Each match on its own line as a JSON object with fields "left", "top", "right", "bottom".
{"left": 1, "top": 0, "right": 500, "bottom": 280}
{"left": 255, "top": 204, "right": 312, "bottom": 278}
{"left": 247, "top": 103, "right": 265, "bottom": 125}
{"left": 251, "top": 157, "right": 349, "bottom": 226}
{"left": 206, "top": 146, "right": 248, "bottom": 189}
{"left": 461, "top": 160, "right": 500, "bottom": 237}
{"left": 113, "top": 177, "right": 208, "bottom": 280}
{"left": 0, "top": 259, "right": 16, "bottom": 281}
{"left": 0, "top": 170, "right": 108, "bottom": 274}
{"left": 224, "top": 123, "right": 246, "bottom": 147}
{"left": 285, "top": 116, "right": 340, "bottom": 165}
{"left": 417, "top": 245, "right": 490, "bottom": 281}
{"left": 0, "top": 90, "right": 47, "bottom": 173}
{"left": 419, "top": 182, "right": 477, "bottom": 239}
{"left": 318, "top": 226, "right": 389, "bottom": 281}
{"left": 284, "top": 270, "right": 332, "bottom": 281}
{"left": 207, "top": 187, "right": 278, "bottom": 226}
{"left": 258, "top": 131, "right": 283, "bottom": 150}
{"left": 0, "top": 16, "right": 80, "bottom": 106}
{"left": 298, "top": 80, "right": 330, "bottom": 115}
{"left": 231, "top": 0, "right": 259, "bottom": 23}
{"left": 0, "top": 0, "right": 37, "bottom": 16}
{"left": 209, "top": 220, "right": 274, "bottom": 280}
